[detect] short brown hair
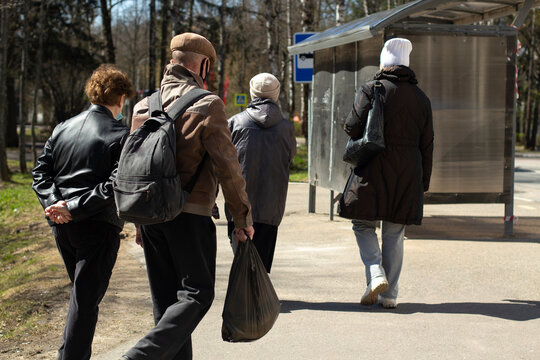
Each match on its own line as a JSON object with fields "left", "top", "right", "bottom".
{"left": 85, "top": 64, "right": 135, "bottom": 106}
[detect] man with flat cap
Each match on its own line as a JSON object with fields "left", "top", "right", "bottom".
{"left": 122, "top": 32, "right": 254, "bottom": 360}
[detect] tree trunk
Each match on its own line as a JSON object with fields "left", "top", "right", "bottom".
{"left": 300, "top": 0, "right": 317, "bottom": 138}
{"left": 0, "top": 2, "right": 11, "bottom": 181}
{"left": 236, "top": 0, "right": 247, "bottom": 94}
{"left": 531, "top": 99, "right": 539, "bottom": 150}
{"left": 6, "top": 74, "right": 18, "bottom": 147}
{"left": 100, "top": 0, "right": 115, "bottom": 63}
{"left": 160, "top": 0, "right": 170, "bottom": 81}
{"left": 172, "top": 0, "right": 184, "bottom": 35}
{"left": 336, "top": 0, "right": 345, "bottom": 25}
{"left": 363, "top": 0, "right": 369, "bottom": 15}
{"left": 275, "top": 0, "right": 288, "bottom": 111}
{"left": 187, "top": 0, "right": 194, "bottom": 31}
{"left": 18, "top": 0, "right": 29, "bottom": 174}
{"left": 217, "top": 0, "right": 226, "bottom": 99}
{"left": 148, "top": 0, "right": 157, "bottom": 93}
{"left": 287, "top": 0, "right": 295, "bottom": 117}
{"left": 524, "top": 10, "right": 535, "bottom": 149}
{"left": 32, "top": 0, "right": 47, "bottom": 164}
{"left": 265, "top": 0, "right": 279, "bottom": 76}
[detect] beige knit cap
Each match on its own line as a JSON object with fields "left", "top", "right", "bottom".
{"left": 170, "top": 32, "right": 217, "bottom": 64}
{"left": 249, "top": 73, "right": 280, "bottom": 102}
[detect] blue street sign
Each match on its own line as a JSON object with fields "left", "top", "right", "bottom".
{"left": 294, "top": 32, "right": 316, "bottom": 83}
{"left": 234, "top": 93, "right": 247, "bottom": 106}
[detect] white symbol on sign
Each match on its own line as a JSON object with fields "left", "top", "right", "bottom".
{"left": 298, "top": 52, "right": 313, "bottom": 69}
{"left": 236, "top": 95, "right": 246, "bottom": 105}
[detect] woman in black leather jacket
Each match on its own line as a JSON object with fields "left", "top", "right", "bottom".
{"left": 32, "top": 64, "right": 134, "bottom": 360}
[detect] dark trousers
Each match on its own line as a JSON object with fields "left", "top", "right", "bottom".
{"left": 51, "top": 220, "right": 121, "bottom": 360}
{"left": 125, "top": 213, "right": 216, "bottom": 360}
{"left": 228, "top": 221, "right": 278, "bottom": 273}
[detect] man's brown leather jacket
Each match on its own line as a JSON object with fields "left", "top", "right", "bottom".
{"left": 132, "top": 64, "right": 252, "bottom": 228}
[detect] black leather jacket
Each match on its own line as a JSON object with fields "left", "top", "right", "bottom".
{"left": 32, "top": 105, "right": 128, "bottom": 229}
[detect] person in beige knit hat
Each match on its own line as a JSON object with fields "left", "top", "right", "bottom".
{"left": 249, "top": 72, "right": 281, "bottom": 102}
{"left": 123, "top": 33, "right": 254, "bottom": 360}
{"left": 226, "top": 73, "right": 296, "bottom": 273}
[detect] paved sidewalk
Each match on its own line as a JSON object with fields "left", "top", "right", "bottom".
{"left": 95, "top": 182, "right": 540, "bottom": 360}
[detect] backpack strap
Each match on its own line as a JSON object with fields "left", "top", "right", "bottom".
{"left": 148, "top": 90, "right": 163, "bottom": 117}
{"left": 164, "top": 88, "right": 212, "bottom": 193}
{"left": 166, "top": 88, "right": 213, "bottom": 121}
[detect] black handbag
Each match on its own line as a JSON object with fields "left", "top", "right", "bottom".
{"left": 343, "top": 81, "right": 385, "bottom": 168}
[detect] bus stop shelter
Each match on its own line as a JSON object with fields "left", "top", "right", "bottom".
{"left": 288, "top": 0, "right": 540, "bottom": 236}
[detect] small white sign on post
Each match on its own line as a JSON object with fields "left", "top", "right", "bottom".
{"left": 294, "top": 32, "right": 316, "bottom": 83}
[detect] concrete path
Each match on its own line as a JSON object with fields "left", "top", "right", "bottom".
{"left": 94, "top": 168, "right": 540, "bottom": 359}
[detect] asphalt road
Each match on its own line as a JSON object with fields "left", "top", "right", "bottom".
{"left": 94, "top": 155, "right": 540, "bottom": 360}
{"left": 515, "top": 156, "right": 540, "bottom": 209}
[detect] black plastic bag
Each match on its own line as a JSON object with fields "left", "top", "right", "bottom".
{"left": 221, "top": 238, "right": 280, "bottom": 342}
{"left": 343, "top": 80, "right": 385, "bottom": 168}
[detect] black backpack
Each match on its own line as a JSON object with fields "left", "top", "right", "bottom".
{"left": 114, "top": 88, "right": 211, "bottom": 225}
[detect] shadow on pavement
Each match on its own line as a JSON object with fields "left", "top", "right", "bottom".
{"left": 280, "top": 300, "right": 361, "bottom": 313}
{"left": 405, "top": 216, "right": 540, "bottom": 243}
{"left": 394, "top": 300, "right": 540, "bottom": 321}
{"left": 280, "top": 299, "right": 540, "bottom": 321}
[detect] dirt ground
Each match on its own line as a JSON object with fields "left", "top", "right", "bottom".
{"left": 0, "top": 224, "right": 153, "bottom": 359}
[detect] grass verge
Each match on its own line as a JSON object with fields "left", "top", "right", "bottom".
{"left": 0, "top": 138, "right": 308, "bottom": 347}
{"left": 289, "top": 140, "right": 308, "bottom": 182}
{"left": 0, "top": 160, "right": 66, "bottom": 345}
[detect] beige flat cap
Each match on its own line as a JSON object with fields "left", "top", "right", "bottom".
{"left": 170, "top": 32, "right": 217, "bottom": 64}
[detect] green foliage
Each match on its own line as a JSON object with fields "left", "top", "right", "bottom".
{"left": 0, "top": 173, "right": 38, "bottom": 215}
{"left": 293, "top": 120, "right": 304, "bottom": 137}
{"left": 289, "top": 140, "right": 308, "bottom": 182}
{"left": 289, "top": 171, "right": 308, "bottom": 182}
{"left": 516, "top": 132, "right": 525, "bottom": 144}
{"left": 0, "top": 161, "right": 44, "bottom": 280}
{"left": 24, "top": 127, "right": 51, "bottom": 143}
{"left": 0, "top": 171, "right": 43, "bottom": 271}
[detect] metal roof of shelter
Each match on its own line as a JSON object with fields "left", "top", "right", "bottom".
{"left": 288, "top": 0, "right": 540, "bottom": 54}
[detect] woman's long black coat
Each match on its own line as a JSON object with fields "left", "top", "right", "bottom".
{"left": 338, "top": 66, "right": 434, "bottom": 225}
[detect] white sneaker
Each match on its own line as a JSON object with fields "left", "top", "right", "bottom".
{"left": 360, "top": 276, "right": 389, "bottom": 306}
{"left": 378, "top": 296, "right": 397, "bottom": 309}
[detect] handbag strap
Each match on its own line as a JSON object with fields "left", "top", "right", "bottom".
{"left": 372, "top": 80, "right": 383, "bottom": 98}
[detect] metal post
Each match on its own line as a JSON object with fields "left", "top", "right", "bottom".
{"left": 307, "top": 78, "right": 314, "bottom": 213}
{"left": 505, "top": 201, "right": 514, "bottom": 236}
{"left": 504, "top": 35, "right": 518, "bottom": 237}
{"left": 505, "top": 89, "right": 516, "bottom": 237}
{"left": 329, "top": 191, "right": 342, "bottom": 221}
{"left": 329, "top": 190, "right": 334, "bottom": 220}
{"left": 308, "top": 184, "right": 316, "bottom": 213}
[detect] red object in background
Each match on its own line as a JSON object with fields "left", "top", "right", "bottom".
{"left": 223, "top": 76, "right": 230, "bottom": 104}
{"left": 204, "top": 69, "right": 216, "bottom": 91}
{"left": 293, "top": 115, "right": 301, "bottom": 123}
